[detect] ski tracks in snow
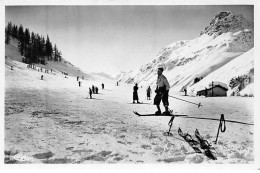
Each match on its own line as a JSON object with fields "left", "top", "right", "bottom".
{"left": 4, "top": 64, "right": 254, "bottom": 163}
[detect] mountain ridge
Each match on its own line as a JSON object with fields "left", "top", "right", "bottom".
{"left": 119, "top": 11, "right": 254, "bottom": 96}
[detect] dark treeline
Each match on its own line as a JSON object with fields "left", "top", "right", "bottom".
{"left": 5, "top": 21, "right": 62, "bottom": 65}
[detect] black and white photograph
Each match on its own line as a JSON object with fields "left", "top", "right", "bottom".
{"left": 1, "top": 0, "right": 260, "bottom": 171}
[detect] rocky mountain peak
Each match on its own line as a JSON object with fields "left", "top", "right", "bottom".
{"left": 200, "top": 11, "right": 253, "bottom": 36}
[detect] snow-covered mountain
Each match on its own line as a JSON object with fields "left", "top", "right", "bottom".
{"left": 120, "top": 11, "right": 254, "bottom": 96}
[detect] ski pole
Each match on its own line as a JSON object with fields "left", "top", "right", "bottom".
{"left": 215, "top": 114, "right": 226, "bottom": 144}
{"left": 169, "top": 95, "right": 202, "bottom": 108}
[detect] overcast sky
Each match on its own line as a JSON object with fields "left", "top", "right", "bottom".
{"left": 5, "top": 5, "right": 253, "bottom": 76}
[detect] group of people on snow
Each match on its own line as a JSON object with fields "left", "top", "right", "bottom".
{"left": 77, "top": 76, "right": 85, "bottom": 81}
{"left": 88, "top": 83, "right": 105, "bottom": 99}
{"left": 133, "top": 84, "right": 152, "bottom": 103}
{"left": 133, "top": 64, "right": 171, "bottom": 115}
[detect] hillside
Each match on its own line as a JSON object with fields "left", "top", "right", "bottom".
{"left": 119, "top": 11, "right": 254, "bottom": 96}
{"left": 5, "top": 37, "right": 93, "bottom": 80}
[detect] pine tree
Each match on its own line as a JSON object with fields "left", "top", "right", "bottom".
{"left": 58, "top": 51, "right": 62, "bottom": 62}
{"left": 54, "top": 44, "right": 58, "bottom": 61}
{"left": 24, "top": 28, "right": 30, "bottom": 45}
{"left": 18, "top": 25, "right": 25, "bottom": 56}
{"left": 53, "top": 44, "right": 62, "bottom": 62}
{"left": 7, "top": 22, "right": 12, "bottom": 36}
{"left": 5, "top": 26, "right": 11, "bottom": 44}
{"left": 24, "top": 28, "right": 30, "bottom": 57}
{"left": 30, "top": 32, "right": 37, "bottom": 63}
{"left": 45, "top": 35, "right": 53, "bottom": 61}
{"left": 39, "top": 36, "right": 46, "bottom": 64}
{"left": 12, "top": 24, "right": 18, "bottom": 38}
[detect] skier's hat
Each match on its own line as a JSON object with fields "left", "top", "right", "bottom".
{"left": 157, "top": 64, "right": 165, "bottom": 71}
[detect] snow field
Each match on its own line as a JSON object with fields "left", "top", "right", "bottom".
{"left": 4, "top": 59, "right": 254, "bottom": 164}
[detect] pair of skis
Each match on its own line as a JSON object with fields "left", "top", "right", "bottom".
{"left": 133, "top": 111, "right": 188, "bottom": 117}
{"left": 133, "top": 111, "right": 217, "bottom": 160}
{"left": 178, "top": 128, "right": 217, "bottom": 160}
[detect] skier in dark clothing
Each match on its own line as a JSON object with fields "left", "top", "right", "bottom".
{"left": 92, "top": 85, "right": 95, "bottom": 94}
{"left": 89, "top": 87, "right": 92, "bottom": 99}
{"left": 101, "top": 83, "right": 104, "bottom": 90}
{"left": 133, "top": 83, "right": 140, "bottom": 103}
{"left": 184, "top": 87, "right": 187, "bottom": 96}
{"left": 96, "top": 87, "right": 99, "bottom": 94}
{"left": 147, "top": 86, "right": 151, "bottom": 100}
{"left": 78, "top": 81, "right": 81, "bottom": 87}
{"left": 154, "top": 64, "right": 170, "bottom": 115}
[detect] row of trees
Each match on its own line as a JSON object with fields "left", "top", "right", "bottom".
{"left": 229, "top": 75, "right": 251, "bottom": 91}
{"left": 5, "top": 21, "right": 62, "bottom": 64}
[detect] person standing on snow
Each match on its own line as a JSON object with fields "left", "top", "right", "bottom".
{"left": 92, "top": 85, "right": 95, "bottom": 94}
{"left": 89, "top": 87, "right": 92, "bottom": 99}
{"left": 154, "top": 64, "right": 170, "bottom": 115}
{"left": 184, "top": 87, "right": 187, "bottom": 96}
{"left": 133, "top": 83, "right": 140, "bottom": 103}
{"left": 101, "top": 83, "right": 104, "bottom": 90}
{"left": 147, "top": 86, "right": 151, "bottom": 100}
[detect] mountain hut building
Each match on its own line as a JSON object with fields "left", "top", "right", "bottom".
{"left": 197, "top": 85, "right": 228, "bottom": 97}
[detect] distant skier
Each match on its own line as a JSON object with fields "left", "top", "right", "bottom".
{"left": 41, "top": 75, "right": 43, "bottom": 80}
{"left": 154, "top": 64, "right": 170, "bottom": 115}
{"left": 101, "top": 83, "right": 104, "bottom": 90}
{"left": 117, "top": 81, "right": 119, "bottom": 86}
{"left": 77, "top": 76, "right": 79, "bottom": 81}
{"left": 78, "top": 81, "right": 81, "bottom": 87}
{"left": 184, "top": 87, "right": 187, "bottom": 96}
{"left": 92, "top": 85, "right": 95, "bottom": 94}
{"left": 147, "top": 86, "right": 151, "bottom": 100}
{"left": 89, "top": 87, "right": 92, "bottom": 99}
{"left": 96, "top": 87, "right": 99, "bottom": 94}
{"left": 133, "top": 83, "right": 140, "bottom": 103}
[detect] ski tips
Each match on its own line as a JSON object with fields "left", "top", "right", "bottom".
{"left": 133, "top": 111, "right": 139, "bottom": 116}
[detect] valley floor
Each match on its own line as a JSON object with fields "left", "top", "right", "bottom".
{"left": 4, "top": 60, "right": 254, "bottom": 165}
